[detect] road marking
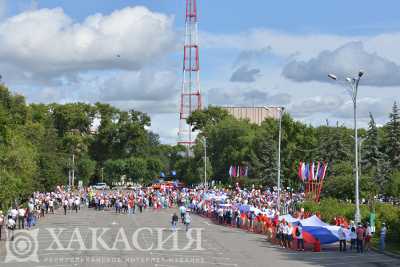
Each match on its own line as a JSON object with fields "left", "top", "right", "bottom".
{"left": 202, "top": 261, "right": 238, "bottom": 266}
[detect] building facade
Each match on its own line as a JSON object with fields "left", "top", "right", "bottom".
{"left": 222, "top": 106, "right": 281, "bottom": 125}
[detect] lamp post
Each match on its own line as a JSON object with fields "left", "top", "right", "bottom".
{"left": 277, "top": 107, "right": 285, "bottom": 212}
{"left": 204, "top": 136, "right": 207, "bottom": 190}
{"left": 199, "top": 136, "right": 207, "bottom": 189}
{"left": 328, "top": 70, "right": 364, "bottom": 224}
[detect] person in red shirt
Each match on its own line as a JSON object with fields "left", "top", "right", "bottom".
{"left": 356, "top": 223, "right": 365, "bottom": 253}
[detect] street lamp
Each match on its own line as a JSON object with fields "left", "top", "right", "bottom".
{"left": 203, "top": 136, "right": 207, "bottom": 190}
{"left": 328, "top": 70, "right": 364, "bottom": 224}
{"left": 199, "top": 136, "right": 207, "bottom": 190}
{"left": 277, "top": 107, "right": 285, "bottom": 212}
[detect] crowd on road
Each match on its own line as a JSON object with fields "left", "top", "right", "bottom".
{"left": 0, "top": 184, "right": 388, "bottom": 254}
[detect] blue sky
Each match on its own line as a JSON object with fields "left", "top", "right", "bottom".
{"left": 9, "top": 0, "right": 400, "bottom": 34}
{"left": 0, "top": 0, "right": 399, "bottom": 143}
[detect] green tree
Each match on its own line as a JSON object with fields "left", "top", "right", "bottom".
{"left": 384, "top": 102, "right": 400, "bottom": 170}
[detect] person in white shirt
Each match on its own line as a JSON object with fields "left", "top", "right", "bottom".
{"left": 63, "top": 199, "right": 68, "bottom": 215}
{"left": 10, "top": 208, "right": 18, "bottom": 220}
{"left": 338, "top": 224, "right": 346, "bottom": 252}
{"left": 350, "top": 226, "right": 357, "bottom": 251}
{"left": 287, "top": 223, "right": 294, "bottom": 249}
{"left": 18, "top": 207, "right": 26, "bottom": 229}
{"left": 49, "top": 199, "right": 54, "bottom": 214}
{"left": 296, "top": 225, "right": 304, "bottom": 251}
{"left": 283, "top": 222, "right": 290, "bottom": 248}
{"left": 7, "top": 217, "right": 16, "bottom": 241}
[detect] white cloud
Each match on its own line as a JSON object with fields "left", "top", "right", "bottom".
{"left": 0, "top": 6, "right": 176, "bottom": 79}
{"left": 282, "top": 42, "right": 400, "bottom": 86}
{"left": 289, "top": 96, "right": 344, "bottom": 118}
{"left": 100, "top": 69, "right": 178, "bottom": 102}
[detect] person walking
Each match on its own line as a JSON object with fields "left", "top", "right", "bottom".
{"left": 350, "top": 226, "right": 357, "bottom": 251}
{"left": 179, "top": 205, "right": 186, "bottom": 224}
{"left": 49, "top": 199, "right": 54, "bottom": 214}
{"left": 63, "top": 198, "right": 68, "bottom": 216}
{"left": 296, "top": 225, "right": 304, "bottom": 251}
{"left": 0, "top": 211, "right": 4, "bottom": 241}
{"left": 286, "top": 223, "right": 293, "bottom": 249}
{"left": 7, "top": 216, "right": 16, "bottom": 241}
{"left": 184, "top": 211, "right": 191, "bottom": 232}
{"left": 365, "top": 223, "right": 373, "bottom": 252}
{"left": 380, "top": 223, "right": 387, "bottom": 251}
{"left": 356, "top": 223, "right": 365, "bottom": 253}
{"left": 171, "top": 213, "right": 179, "bottom": 232}
{"left": 18, "top": 206, "right": 26, "bottom": 229}
{"left": 338, "top": 224, "right": 347, "bottom": 252}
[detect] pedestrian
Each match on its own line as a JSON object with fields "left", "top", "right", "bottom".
{"left": 282, "top": 221, "right": 289, "bottom": 248}
{"left": 49, "top": 198, "right": 54, "bottom": 214}
{"left": 18, "top": 206, "right": 26, "bottom": 229}
{"left": 10, "top": 207, "right": 18, "bottom": 222}
{"left": 380, "top": 223, "right": 387, "bottom": 252}
{"left": 296, "top": 225, "right": 304, "bottom": 251}
{"left": 184, "top": 211, "right": 191, "bottom": 232}
{"left": 287, "top": 223, "right": 293, "bottom": 249}
{"left": 338, "top": 224, "right": 346, "bottom": 252}
{"left": 179, "top": 205, "right": 186, "bottom": 223}
{"left": 171, "top": 213, "right": 179, "bottom": 232}
{"left": 350, "top": 226, "right": 357, "bottom": 251}
{"left": 63, "top": 198, "right": 68, "bottom": 215}
{"left": 7, "top": 216, "right": 16, "bottom": 241}
{"left": 74, "top": 197, "right": 80, "bottom": 213}
{"left": 356, "top": 223, "right": 365, "bottom": 253}
{"left": 0, "top": 210, "right": 4, "bottom": 240}
{"left": 365, "top": 223, "right": 373, "bottom": 252}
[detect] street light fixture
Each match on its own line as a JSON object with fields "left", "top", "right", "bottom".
{"left": 328, "top": 70, "right": 364, "bottom": 224}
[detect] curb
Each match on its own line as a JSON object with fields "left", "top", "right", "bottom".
{"left": 371, "top": 247, "right": 400, "bottom": 259}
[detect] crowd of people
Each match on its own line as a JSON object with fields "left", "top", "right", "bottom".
{"left": 0, "top": 184, "right": 388, "bottom": 254}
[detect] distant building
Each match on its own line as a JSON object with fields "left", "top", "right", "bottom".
{"left": 222, "top": 106, "right": 281, "bottom": 125}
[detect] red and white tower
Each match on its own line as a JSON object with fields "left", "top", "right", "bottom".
{"left": 178, "top": 0, "right": 202, "bottom": 147}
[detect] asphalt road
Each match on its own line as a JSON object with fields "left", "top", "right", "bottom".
{"left": 0, "top": 207, "right": 399, "bottom": 267}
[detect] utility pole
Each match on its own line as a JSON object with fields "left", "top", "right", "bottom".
{"left": 72, "top": 153, "right": 75, "bottom": 188}
{"left": 101, "top": 167, "right": 104, "bottom": 183}
{"left": 204, "top": 136, "right": 207, "bottom": 189}
{"left": 277, "top": 107, "right": 284, "bottom": 212}
{"left": 328, "top": 70, "right": 364, "bottom": 224}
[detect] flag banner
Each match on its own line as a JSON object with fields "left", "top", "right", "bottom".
{"left": 228, "top": 165, "right": 249, "bottom": 177}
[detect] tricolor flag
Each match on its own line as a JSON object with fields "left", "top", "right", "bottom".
{"left": 316, "top": 161, "right": 321, "bottom": 180}
{"left": 309, "top": 162, "right": 314, "bottom": 180}
{"left": 301, "top": 162, "right": 306, "bottom": 180}
{"left": 304, "top": 163, "right": 309, "bottom": 181}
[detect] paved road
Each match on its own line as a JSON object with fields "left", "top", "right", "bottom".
{"left": 1, "top": 207, "right": 399, "bottom": 267}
